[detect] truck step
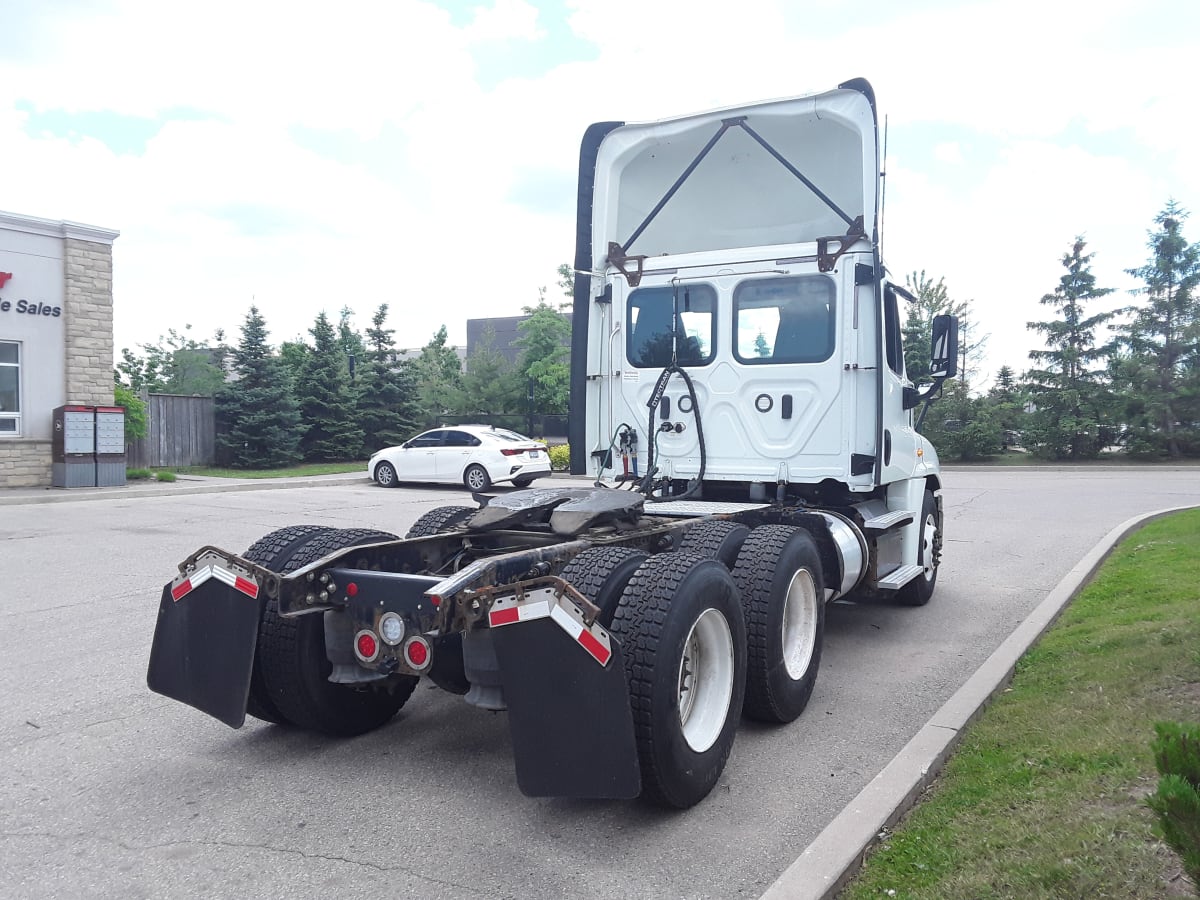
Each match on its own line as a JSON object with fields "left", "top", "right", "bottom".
{"left": 877, "top": 564, "right": 923, "bottom": 590}
{"left": 862, "top": 510, "right": 914, "bottom": 532}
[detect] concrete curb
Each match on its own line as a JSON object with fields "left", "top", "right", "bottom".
{"left": 0, "top": 472, "right": 371, "bottom": 505}
{"left": 760, "top": 504, "right": 1199, "bottom": 900}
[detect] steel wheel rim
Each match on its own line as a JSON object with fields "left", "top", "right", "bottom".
{"left": 782, "top": 568, "right": 819, "bottom": 680}
{"left": 921, "top": 513, "right": 938, "bottom": 581}
{"left": 677, "top": 607, "right": 735, "bottom": 753}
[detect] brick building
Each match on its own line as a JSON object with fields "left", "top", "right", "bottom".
{"left": 0, "top": 211, "right": 119, "bottom": 487}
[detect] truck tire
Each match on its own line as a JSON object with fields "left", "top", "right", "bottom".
{"left": 896, "top": 490, "right": 939, "bottom": 606}
{"left": 242, "top": 524, "right": 337, "bottom": 725}
{"left": 405, "top": 505, "right": 474, "bottom": 538}
{"left": 557, "top": 546, "right": 649, "bottom": 627}
{"left": 257, "top": 527, "right": 418, "bottom": 736}
{"left": 609, "top": 552, "right": 747, "bottom": 808}
{"left": 732, "top": 525, "right": 825, "bottom": 724}
{"left": 678, "top": 520, "right": 751, "bottom": 569}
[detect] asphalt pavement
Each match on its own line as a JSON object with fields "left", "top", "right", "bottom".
{"left": 1, "top": 466, "right": 1197, "bottom": 898}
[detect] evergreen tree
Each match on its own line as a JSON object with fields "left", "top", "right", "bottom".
{"left": 515, "top": 290, "right": 571, "bottom": 416}
{"left": 1022, "top": 238, "right": 1117, "bottom": 459}
{"left": 1114, "top": 201, "right": 1200, "bottom": 457}
{"left": 901, "top": 272, "right": 983, "bottom": 386}
{"left": 458, "top": 326, "right": 520, "bottom": 417}
{"left": 336, "top": 306, "right": 366, "bottom": 383}
{"left": 358, "top": 304, "right": 421, "bottom": 452}
{"left": 214, "top": 307, "right": 303, "bottom": 468}
{"left": 412, "top": 325, "right": 464, "bottom": 424}
{"left": 294, "top": 311, "right": 365, "bottom": 461}
{"left": 918, "top": 379, "right": 1002, "bottom": 461}
{"left": 986, "top": 364, "right": 1028, "bottom": 450}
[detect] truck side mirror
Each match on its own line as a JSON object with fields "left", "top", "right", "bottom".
{"left": 930, "top": 314, "right": 959, "bottom": 379}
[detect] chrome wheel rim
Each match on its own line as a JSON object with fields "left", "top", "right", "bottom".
{"left": 677, "top": 607, "right": 735, "bottom": 753}
{"left": 782, "top": 568, "right": 819, "bottom": 681}
{"left": 921, "top": 513, "right": 938, "bottom": 581}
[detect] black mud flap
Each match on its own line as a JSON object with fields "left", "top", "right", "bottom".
{"left": 492, "top": 618, "right": 640, "bottom": 800}
{"left": 146, "top": 579, "right": 263, "bottom": 728}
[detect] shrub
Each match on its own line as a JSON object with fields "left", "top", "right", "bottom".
{"left": 548, "top": 443, "right": 570, "bottom": 471}
{"left": 126, "top": 468, "right": 152, "bottom": 480}
{"left": 154, "top": 471, "right": 177, "bottom": 483}
{"left": 1148, "top": 721, "right": 1200, "bottom": 892}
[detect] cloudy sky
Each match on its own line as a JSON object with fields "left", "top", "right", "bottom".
{"left": 2, "top": 0, "right": 1196, "bottom": 386}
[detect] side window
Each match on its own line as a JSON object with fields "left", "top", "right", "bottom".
{"left": 627, "top": 284, "right": 716, "bottom": 368}
{"left": 884, "top": 287, "right": 904, "bottom": 376}
{"left": 0, "top": 341, "right": 19, "bottom": 435}
{"left": 444, "top": 430, "right": 480, "bottom": 447}
{"left": 734, "top": 276, "right": 835, "bottom": 364}
{"left": 409, "top": 430, "right": 446, "bottom": 448}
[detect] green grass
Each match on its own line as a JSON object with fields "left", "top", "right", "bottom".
{"left": 177, "top": 462, "right": 366, "bottom": 479}
{"left": 843, "top": 509, "right": 1200, "bottom": 900}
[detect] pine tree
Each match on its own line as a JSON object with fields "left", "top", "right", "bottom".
{"left": 459, "top": 326, "right": 520, "bottom": 418}
{"left": 214, "top": 306, "right": 303, "bottom": 468}
{"left": 294, "top": 311, "right": 365, "bottom": 461}
{"left": 1022, "top": 238, "right": 1117, "bottom": 459}
{"left": 412, "top": 325, "right": 464, "bottom": 424}
{"left": 358, "top": 304, "right": 421, "bottom": 453}
{"left": 901, "top": 272, "right": 983, "bottom": 386}
{"left": 1114, "top": 201, "right": 1200, "bottom": 458}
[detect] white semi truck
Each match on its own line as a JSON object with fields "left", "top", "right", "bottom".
{"left": 148, "top": 78, "right": 957, "bottom": 809}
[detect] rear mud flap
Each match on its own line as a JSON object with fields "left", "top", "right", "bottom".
{"left": 492, "top": 618, "right": 640, "bottom": 800}
{"left": 146, "top": 579, "right": 263, "bottom": 728}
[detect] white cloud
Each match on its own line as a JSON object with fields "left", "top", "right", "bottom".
{"left": 0, "top": 0, "right": 1195, "bottom": 385}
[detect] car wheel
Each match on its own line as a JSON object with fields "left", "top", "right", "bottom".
{"left": 374, "top": 461, "right": 399, "bottom": 488}
{"left": 464, "top": 463, "right": 492, "bottom": 491}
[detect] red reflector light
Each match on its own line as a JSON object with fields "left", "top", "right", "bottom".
{"left": 346, "top": 582, "right": 358, "bottom": 597}
{"left": 500, "top": 448, "right": 523, "bottom": 456}
{"left": 356, "top": 632, "right": 378, "bottom": 660}
{"left": 405, "top": 638, "right": 430, "bottom": 669}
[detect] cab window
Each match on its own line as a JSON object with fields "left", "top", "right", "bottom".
{"left": 734, "top": 276, "right": 835, "bottom": 364}
{"left": 627, "top": 284, "right": 716, "bottom": 368}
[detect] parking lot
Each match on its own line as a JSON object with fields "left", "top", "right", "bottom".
{"left": 1, "top": 467, "right": 1197, "bottom": 898}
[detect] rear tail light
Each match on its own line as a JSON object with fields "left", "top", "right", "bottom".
{"left": 500, "top": 448, "right": 523, "bottom": 456}
{"left": 354, "top": 629, "right": 380, "bottom": 663}
{"left": 404, "top": 636, "right": 432, "bottom": 671}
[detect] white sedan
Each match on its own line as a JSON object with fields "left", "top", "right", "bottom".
{"left": 368, "top": 425, "right": 552, "bottom": 491}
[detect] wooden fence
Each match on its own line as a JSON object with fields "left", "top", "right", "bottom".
{"left": 126, "top": 394, "right": 215, "bottom": 468}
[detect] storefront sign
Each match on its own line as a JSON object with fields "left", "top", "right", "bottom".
{"left": 0, "top": 273, "right": 62, "bottom": 318}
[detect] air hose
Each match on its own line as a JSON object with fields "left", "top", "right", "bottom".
{"left": 639, "top": 363, "right": 706, "bottom": 502}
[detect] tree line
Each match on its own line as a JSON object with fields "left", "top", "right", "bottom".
{"left": 117, "top": 201, "right": 1200, "bottom": 468}
{"left": 115, "top": 270, "right": 573, "bottom": 468}
{"left": 907, "top": 200, "right": 1200, "bottom": 461}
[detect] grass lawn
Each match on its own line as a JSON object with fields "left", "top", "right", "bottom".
{"left": 842, "top": 509, "right": 1200, "bottom": 899}
{"left": 175, "top": 462, "right": 367, "bottom": 479}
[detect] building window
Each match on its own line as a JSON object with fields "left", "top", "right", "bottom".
{"left": 0, "top": 341, "right": 19, "bottom": 435}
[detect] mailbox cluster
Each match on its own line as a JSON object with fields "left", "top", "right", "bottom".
{"left": 52, "top": 405, "right": 126, "bottom": 488}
